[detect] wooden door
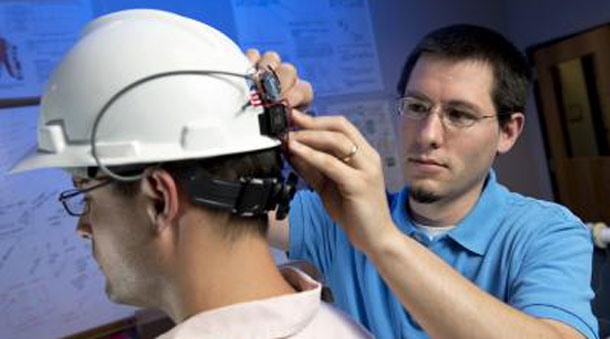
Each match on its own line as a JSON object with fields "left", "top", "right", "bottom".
{"left": 532, "top": 25, "right": 610, "bottom": 223}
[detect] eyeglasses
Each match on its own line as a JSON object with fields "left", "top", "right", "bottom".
{"left": 58, "top": 179, "right": 113, "bottom": 216}
{"left": 396, "top": 96, "right": 504, "bottom": 129}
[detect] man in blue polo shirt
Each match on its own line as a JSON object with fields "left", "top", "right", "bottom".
{"left": 258, "top": 24, "right": 598, "bottom": 338}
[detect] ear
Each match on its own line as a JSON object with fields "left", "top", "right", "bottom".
{"left": 141, "top": 168, "right": 181, "bottom": 233}
{"left": 497, "top": 112, "right": 524, "bottom": 154}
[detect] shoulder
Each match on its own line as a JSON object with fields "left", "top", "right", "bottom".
{"left": 502, "top": 190, "right": 586, "bottom": 232}
{"left": 497, "top": 189, "right": 592, "bottom": 257}
{"left": 484, "top": 172, "right": 586, "bottom": 236}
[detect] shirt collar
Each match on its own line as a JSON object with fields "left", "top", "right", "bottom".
{"left": 394, "top": 170, "right": 508, "bottom": 256}
{"left": 158, "top": 266, "right": 322, "bottom": 338}
{"left": 447, "top": 170, "right": 508, "bottom": 255}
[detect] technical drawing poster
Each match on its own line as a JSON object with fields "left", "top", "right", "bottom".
{"left": 232, "top": 0, "right": 383, "bottom": 96}
{"left": 0, "top": 0, "right": 93, "bottom": 99}
{"left": 0, "top": 106, "right": 135, "bottom": 339}
{"left": 325, "top": 99, "right": 404, "bottom": 192}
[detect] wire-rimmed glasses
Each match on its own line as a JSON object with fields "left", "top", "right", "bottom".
{"left": 58, "top": 179, "right": 113, "bottom": 216}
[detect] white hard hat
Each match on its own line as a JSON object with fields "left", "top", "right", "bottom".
{"left": 10, "top": 9, "right": 279, "bottom": 174}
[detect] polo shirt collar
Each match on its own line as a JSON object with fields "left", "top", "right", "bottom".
{"left": 447, "top": 170, "right": 508, "bottom": 255}
{"left": 394, "top": 170, "right": 508, "bottom": 256}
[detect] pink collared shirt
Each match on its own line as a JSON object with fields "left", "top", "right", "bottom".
{"left": 157, "top": 266, "right": 372, "bottom": 338}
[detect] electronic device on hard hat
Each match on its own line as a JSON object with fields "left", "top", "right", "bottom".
{"left": 254, "top": 66, "right": 291, "bottom": 141}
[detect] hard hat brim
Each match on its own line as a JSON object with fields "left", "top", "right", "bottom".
{"left": 9, "top": 138, "right": 282, "bottom": 175}
{"left": 9, "top": 146, "right": 88, "bottom": 174}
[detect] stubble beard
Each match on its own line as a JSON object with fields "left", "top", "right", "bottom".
{"left": 410, "top": 186, "right": 443, "bottom": 204}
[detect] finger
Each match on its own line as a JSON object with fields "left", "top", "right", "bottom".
{"left": 284, "top": 81, "right": 313, "bottom": 110}
{"left": 287, "top": 152, "right": 326, "bottom": 193}
{"left": 275, "top": 63, "right": 297, "bottom": 96}
{"left": 290, "top": 130, "right": 365, "bottom": 169}
{"left": 258, "top": 51, "right": 282, "bottom": 71}
{"left": 289, "top": 138, "right": 360, "bottom": 192}
{"left": 245, "top": 49, "right": 261, "bottom": 66}
{"left": 290, "top": 110, "right": 369, "bottom": 152}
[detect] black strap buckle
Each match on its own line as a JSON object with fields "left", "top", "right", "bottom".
{"left": 186, "top": 168, "right": 298, "bottom": 220}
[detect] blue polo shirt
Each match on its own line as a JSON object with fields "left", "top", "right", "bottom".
{"left": 288, "top": 171, "right": 598, "bottom": 338}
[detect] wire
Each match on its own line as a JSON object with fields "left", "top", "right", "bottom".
{"left": 90, "top": 70, "right": 253, "bottom": 182}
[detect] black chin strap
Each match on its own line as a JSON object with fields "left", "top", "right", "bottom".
{"left": 184, "top": 168, "right": 297, "bottom": 220}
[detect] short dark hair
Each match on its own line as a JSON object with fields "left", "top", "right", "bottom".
{"left": 396, "top": 24, "right": 532, "bottom": 127}
{"left": 113, "top": 147, "right": 283, "bottom": 239}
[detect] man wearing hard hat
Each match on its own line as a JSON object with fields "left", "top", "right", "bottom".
{"left": 10, "top": 9, "right": 370, "bottom": 338}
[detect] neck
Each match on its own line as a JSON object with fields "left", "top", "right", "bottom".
{"left": 164, "top": 213, "right": 295, "bottom": 323}
{"left": 409, "top": 177, "right": 486, "bottom": 226}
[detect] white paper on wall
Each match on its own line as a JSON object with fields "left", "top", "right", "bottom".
{"left": 324, "top": 99, "right": 404, "bottom": 192}
{"left": 232, "top": 0, "right": 384, "bottom": 97}
{"left": 0, "top": 0, "right": 93, "bottom": 99}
